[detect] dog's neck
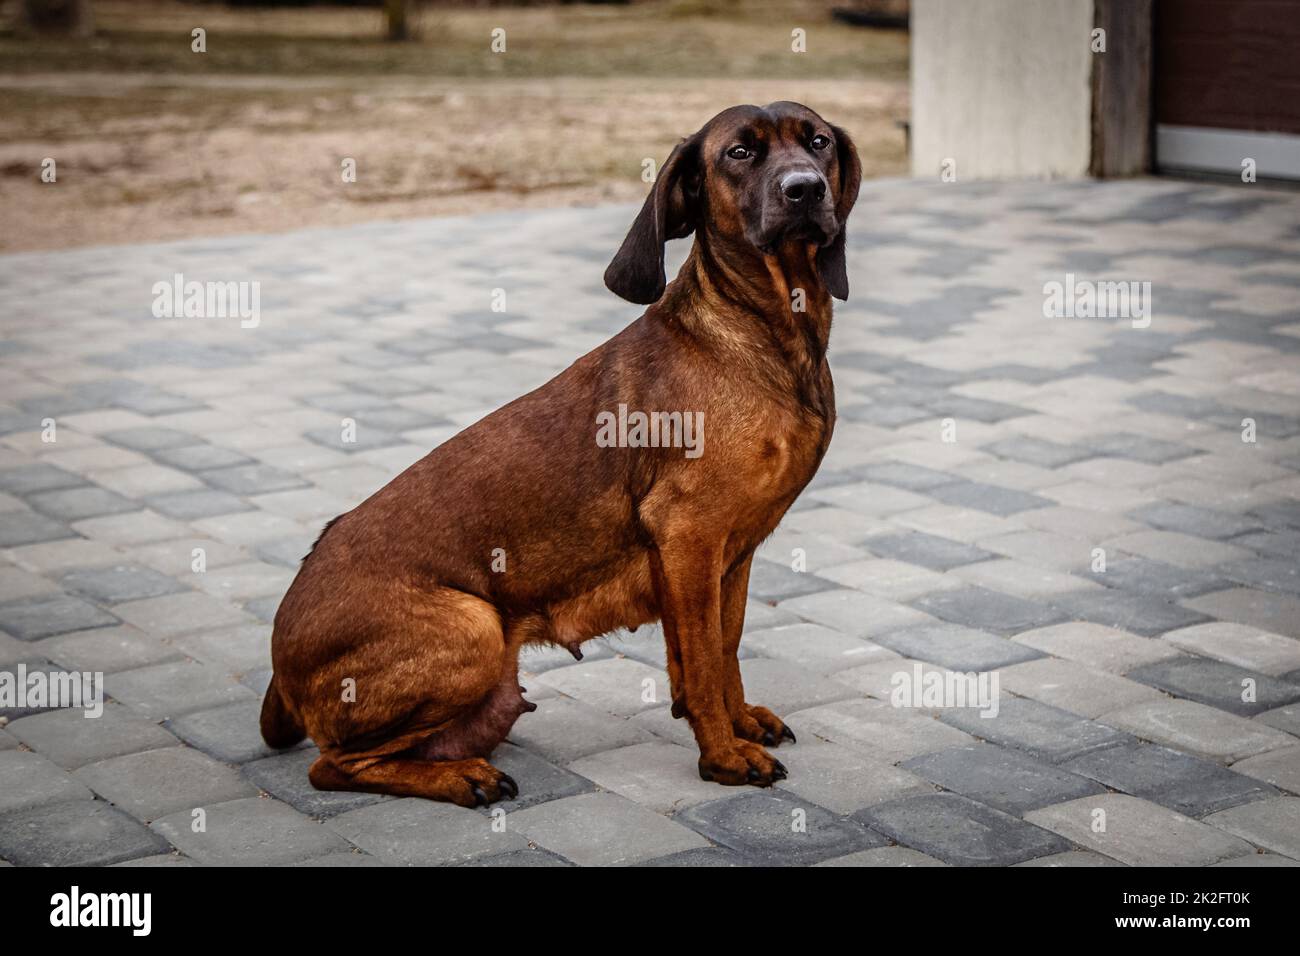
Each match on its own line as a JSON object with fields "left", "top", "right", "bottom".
{"left": 665, "top": 233, "right": 834, "bottom": 396}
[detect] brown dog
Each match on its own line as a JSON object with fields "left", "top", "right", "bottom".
{"left": 261, "top": 102, "right": 861, "bottom": 806}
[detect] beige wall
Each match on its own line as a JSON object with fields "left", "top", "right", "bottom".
{"left": 911, "top": 0, "right": 1095, "bottom": 179}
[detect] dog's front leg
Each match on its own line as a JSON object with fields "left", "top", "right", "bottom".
{"left": 650, "top": 544, "right": 787, "bottom": 787}
{"left": 720, "top": 554, "right": 796, "bottom": 747}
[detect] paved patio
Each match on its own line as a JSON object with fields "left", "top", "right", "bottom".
{"left": 2, "top": 177, "right": 1299, "bottom": 867}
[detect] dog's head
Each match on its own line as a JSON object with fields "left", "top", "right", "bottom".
{"left": 604, "top": 102, "right": 861, "bottom": 306}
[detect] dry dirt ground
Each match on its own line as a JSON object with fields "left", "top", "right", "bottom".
{"left": 0, "top": 0, "right": 909, "bottom": 252}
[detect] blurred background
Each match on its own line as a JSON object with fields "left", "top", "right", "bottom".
{"left": 0, "top": 0, "right": 911, "bottom": 251}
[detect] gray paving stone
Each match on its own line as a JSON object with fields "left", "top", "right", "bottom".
{"left": 678, "top": 792, "right": 885, "bottom": 866}
{"left": 0, "top": 464, "right": 86, "bottom": 495}
{"left": 568, "top": 741, "right": 737, "bottom": 814}
{"left": 863, "top": 531, "right": 995, "bottom": 571}
{"left": 777, "top": 587, "right": 935, "bottom": 637}
{"left": 7, "top": 702, "right": 178, "bottom": 769}
{"left": 940, "top": 696, "right": 1133, "bottom": 764}
{"left": 742, "top": 622, "right": 895, "bottom": 675}
{"left": 903, "top": 744, "right": 1105, "bottom": 814}
{"left": 532, "top": 658, "right": 668, "bottom": 717}
{"left": 152, "top": 796, "right": 349, "bottom": 866}
{"left": 853, "top": 462, "right": 957, "bottom": 491}
{"left": 200, "top": 464, "right": 310, "bottom": 495}
{"left": 1127, "top": 657, "right": 1300, "bottom": 717}
{"left": 0, "top": 799, "right": 171, "bottom": 866}
{"left": 641, "top": 846, "right": 754, "bottom": 867}
{"left": 1083, "top": 556, "right": 1234, "bottom": 599}
{"left": 1131, "top": 501, "right": 1262, "bottom": 540}
{"left": 1212, "top": 852, "right": 1300, "bottom": 867}
{"left": 788, "top": 697, "right": 977, "bottom": 763}
{"left": 1100, "top": 698, "right": 1294, "bottom": 763}
{"left": 0, "top": 511, "right": 78, "bottom": 547}
{"left": 1218, "top": 556, "right": 1300, "bottom": 596}
{"left": 1205, "top": 797, "right": 1300, "bottom": 861}
{"left": 1232, "top": 745, "right": 1300, "bottom": 797}
{"left": 112, "top": 591, "right": 254, "bottom": 637}
{"left": 927, "top": 481, "right": 1053, "bottom": 516}
{"left": 166, "top": 699, "right": 288, "bottom": 764}
{"left": 152, "top": 443, "right": 255, "bottom": 471}
{"left": 774, "top": 739, "right": 935, "bottom": 814}
{"left": 1063, "top": 742, "right": 1279, "bottom": 818}
{"left": 736, "top": 658, "right": 859, "bottom": 714}
{"left": 745, "top": 558, "right": 838, "bottom": 602}
{"left": 37, "top": 624, "right": 179, "bottom": 673}
{"left": 113, "top": 852, "right": 199, "bottom": 867}
{"left": 912, "top": 587, "right": 1066, "bottom": 635}
{"left": 1013, "top": 850, "right": 1124, "bottom": 867}
{"left": 103, "top": 427, "right": 202, "bottom": 452}
{"left": 453, "top": 847, "right": 574, "bottom": 867}
{"left": 816, "top": 846, "right": 948, "bottom": 866}
{"left": 241, "top": 747, "right": 390, "bottom": 818}
{"left": 327, "top": 796, "right": 529, "bottom": 865}
{"left": 504, "top": 791, "right": 709, "bottom": 866}
{"left": 1027, "top": 794, "right": 1252, "bottom": 866}
{"left": 106, "top": 660, "right": 255, "bottom": 719}
{"left": 983, "top": 436, "right": 1092, "bottom": 468}
{"left": 507, "top": 695, "right": 654, "bottom": 764}
{"left": 27, "top": 486, "right": 139, "bottom": 522}
{"left": 0, "top": 749, "right": 93, "bottom": 813}
{"left": 75, "top": 746, "right": 257, "bottom": 822}
{"left": 145, "top": 489, "right": 254, "bottom": 520}
{"left": 1048, "top": 589, "right": 1210, "bottom": 636}
{"left": 1183, "top": 588, "right": 1300, "bottom": 639}
{"left": 854, "top": 792, "right": 1069, "bottom": 866}
{"left": 59, "top": 564, "right": 186, "bottom": 604}
{"left": 1082, "top": 432, "right": 1196, "bottom": 464}
{"left": 872, "top": 622, "right": 1043, "bottom": 670}
{"left": 1163, "top": 623, "right": 1300, "bottom": 676}
{"left": 0, "top": 594, "right": 118, "bottom": 640}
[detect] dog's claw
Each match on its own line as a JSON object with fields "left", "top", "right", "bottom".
{"left": 671, "top": 698, "right": 687, "bottom": 720}
{"left": 781, "top": 725, "right": 797, "bottom": 744}
{"left": 567, "top": 645, "right": 583, "bottom": 661}
{"left": 774, "top": 759, "right": 787, "bottom": 776}
{"left": 762, "top": 731, "right": 777, "bottom": 746}
{"left": 747, "top": 768, "right": 760, "bottom": 782}
{"left": 520, "top": 698, "right": 537, "bottom": 714}
{"left": 471, "top": 785, "right": 489, "bottom": 807}
{"left": 498, "top": 773, "right": 519, "bottom": 800}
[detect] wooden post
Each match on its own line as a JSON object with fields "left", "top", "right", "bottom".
{"left": 1090, "top": 0, "right": 1153, "bottom": 177}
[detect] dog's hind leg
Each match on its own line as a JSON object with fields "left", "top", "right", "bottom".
{"left": 309, "top": 752, "right": 518, "bottom": 807}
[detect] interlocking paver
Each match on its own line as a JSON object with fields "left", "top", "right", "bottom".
{"left": 1231, "top": 746, "right": 1300, "bottom": 797}
{"left": 775, "top": 739, "right": 935, "bottom": 814}
{"left": 902, "top": 744, "right": 1104, "bottom": 814}
{"left": 327, "top": 797, "right": 529, "bottom": 865}
{"left": 507, "top": 792, "right": 708, "bottom": 866}
{"left": 788, "top": 697, "right": 977, "bottom": 764}
{"left": 911, "top": 587, "right": 1066, "bottom": 635}
{"left": 861, "top": 531, "right": 995, "bottom": 571}
{"left": 1000, "top": 657, "right": 1163, "bottom": 718}
{"left": 1127, "top": 657, "right": 1300, "bottom": 717}
{"left": 777, "top": 587, "right": 936, "bottom": 636}
{"left": 0, "top": 749, "right": 93, "bottom": 813}
{"left": 74, "top": 747, "right": 257, "bottom": 822}
{"left": 816, "top": 846, "right": 948, "bottom": 866}
{"left": 940, "top": 696, "right": 1133, "bottom": 764}
{"left": 7, "top": 703, "right": 178, "bottom": 769}
{"left": 568, "top": 741, "right": 734, "bottom": 814}
{"left": 1062, "top": 743, "right": 1278, "bottom": 817}
{"left": 872, "top": 622, "right": 1043, "bottom": 671}
{"left": 1025, "top": 795, "right": 1252, "bottom": 866}
{"left": 678, "top": 792, "right": 885, "bottom": 866}
{"left": 1100, "top": 698, "right": 1294, "bottom": 763}
{"left": 152, "top": 796, "right": 349, "bottom": 866}
{"left": 1014, "top": 621, "right": 1183, "bottom": 673}
{"left": 854, "top": 792, "right": 1069, "bottom": 866}
{"left": 532, "top": 658, "right": 668, "bottom": 717}
{"left": 742, "top": 622, "right": 897, "bottom": 675}
{"left": 0, "top": 594, "right": 117, "bottom": 640}
{"left": 59, "top": 564, "right": 186, "bottom": 603}
{"left": 241, "top": 747, "right": 389, "bottom": 819}
{"left": 0, "top": 799, "right": 171, "bottom": 867}
{"left": 106, "top": 659, "right": 256, "bottom": 719}
{"left": 1183, "top": 588, "right": 1300, "bottom": 639}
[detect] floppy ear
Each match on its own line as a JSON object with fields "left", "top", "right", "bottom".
{"left": 816, "top": 123, "right": 862, "bottom": 301}
{"left": 604, "top": 137, "right": 702, "bottom": 305}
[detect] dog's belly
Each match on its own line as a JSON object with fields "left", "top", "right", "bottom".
{"left": 533, "top": 552, "right": 659, "bottom": 654}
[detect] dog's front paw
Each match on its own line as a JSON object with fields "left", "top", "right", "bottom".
{"left": 698, "top": 739, "right": 787, "bottom": 787}
{"left": 733, "top": 703, "right": 797, "bottom": 747}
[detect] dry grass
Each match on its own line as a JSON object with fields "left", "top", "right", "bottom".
{"left": 0, "top": 1, "right": 909, "bottom": 252}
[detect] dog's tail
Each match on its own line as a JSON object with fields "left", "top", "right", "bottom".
{"left": 260, "top": 674, "right": 306, "bottom": 749}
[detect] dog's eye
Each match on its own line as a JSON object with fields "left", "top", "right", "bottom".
{"left": 726, "top": 145, "right": 752, "bottom": 160}
{"left": 810, "top": 134, "right": 831, "bottom": 151}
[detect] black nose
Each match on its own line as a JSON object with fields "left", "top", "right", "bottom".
{"left": 781, "top": 171, "right": 826, "bottom": 204}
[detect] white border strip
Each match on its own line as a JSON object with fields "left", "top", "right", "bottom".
{"left": 1157, "top": 125, "right": 1300, "bottom": 180}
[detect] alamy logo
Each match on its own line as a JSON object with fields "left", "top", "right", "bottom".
{"left": 151, "top": 272, "right": 260, "bottom": 328}
{"left": 890, "top": 663, "right": 1000, "bottom": 718}
{"left": 0, "top": 664, "right": 103, "bottom": 718}
{"left": 596, "top": 403, "right": 704, "bottom": 459}
{"left": 50, "top": 886, "right": 151, "bottom": 936}
{"left": 1043, "top": 272, "right": 1151, "bottom": 328}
